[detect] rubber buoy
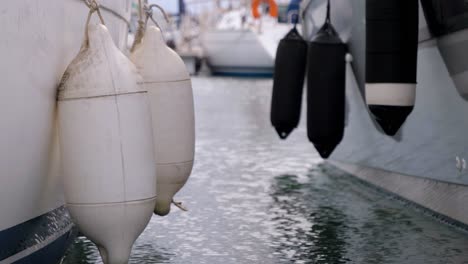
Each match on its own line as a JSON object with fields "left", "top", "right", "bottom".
{"left": 307, "top": 1, "right": 346, "bottom": 159}
{"left": 131, "top": 25, "right": 195, "bottom": 216}
{"left": 421, "top": 0, "right": 468, "bottom": 101}
{"left": 366, "top": 0, "right": 419, "bottom": 136}
{"left": 57, "top": 12, "right": 156, "bottom": 264}
{"left": 270, "top": 26, "right": 307, "bottom": 139}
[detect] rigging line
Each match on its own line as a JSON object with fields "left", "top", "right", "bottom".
{"left": 145, "top": 4, "right": 171, "bottom": 30}
{"left": 79, "top": 0, "right": 131, "bottom": 27}
{"left": 83, "top": 0, "right": 105, "bottom": 45}
{"left": 130, "top": 0, "right": 146, "bottom": 52}
{"left": 138, "top": 0, "right": 143, "bottom": 22}
{"left": 148, "top": 4, "right": 171, "bottom": 24}
{"left": 85, "top": 0, "right": 106, "bottom": 25}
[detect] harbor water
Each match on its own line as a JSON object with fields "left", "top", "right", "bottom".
{"left": 62, "top": 77, "right": 468, "bottom": 264}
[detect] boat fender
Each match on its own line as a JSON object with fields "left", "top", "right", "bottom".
{"left": 131, "top": 13, "right": 195, "bottom": 217}
{"left": 437, "top": 30, "right": 468, "bottom": 101}
{"left": 307, "top": 0, "right": 346, "bottom": 159}
{"left": 270, "top": 25, "right": 307, "bottom": 139}
{"left": 366, "top": 0, "right": 419, "bottom": 136}
{"left": 420, "top": 1, "right": 468, "bottom": 100}
{"left": 57, "top": 3, "right": 156, "bottom": 263}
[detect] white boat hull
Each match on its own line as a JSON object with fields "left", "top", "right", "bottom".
{"left": 0, "top": 0, "right": 130, "bottom": 262}
{"left": 202, "top": 29, "right": 275, "bottom": 75}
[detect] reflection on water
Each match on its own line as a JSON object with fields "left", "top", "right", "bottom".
{"left": 63, "top": 77, "right": 468, "bottom": 264}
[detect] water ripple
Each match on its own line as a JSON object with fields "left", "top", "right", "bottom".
{"left": 63, "top": 77, "right": 468, "bottom": 264}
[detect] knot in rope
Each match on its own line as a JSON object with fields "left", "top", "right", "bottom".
{"left": 138, "top": 20, "right": 145, "bottom": 27}
{"left": 130, "top": 3, "right": 171, "bottom": 52}
{"left": 144, "top": 5, "right": 154, "bottom": 20}
{"left": 131, "top": 20, "right": 146, "bottom": 52}
{"left": 85, "top": 0, "right": 99, "bottom": 12}
{"left": 82, "top": 0, "right": 106, "bottom": 45}
{"left": 85, "top": 0, "right": 105, "bottom": 25}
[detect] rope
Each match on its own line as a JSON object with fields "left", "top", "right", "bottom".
{"left": 83, "top": 0, "right": 106, "bottom": 46}
{"left": 138, "top": 0, "right": 143, "bottom": 22}
{"left": 99, "top": 5, "right": 130, "bottom": 27}
{"left": 84, "top": 0, "right": 105, "bottom": 25}
{"left": 129, "top": 0, "right": 147, "bottom": 52}
{"left": 148, "top": 4, "right": 171, "bottom": 25}
{"left": 131, "top": 19, "right": 146, "bottom": 52}
{"left": 79, "top": 0, "right": 130, "bottom": 27}
{"left": 144, "top": 4, "right": 171, "bottom": 30}
{"left": 172, "top": 199, "right": 188, "bottom": 211}
{"left": 130, "top": 3, "right": 171, "bottom": 52}
{"left": 145, "top": 6, "right": 160, "bottom": 31}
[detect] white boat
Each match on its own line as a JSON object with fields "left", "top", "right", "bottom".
{"left": 0, "top": 0, "right": 130, "bottom": 262}
{"left": 201, "top": 5, "right": 291, "bottom": 76}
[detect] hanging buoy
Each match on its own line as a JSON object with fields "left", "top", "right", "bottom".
{"left": 57, "top": 3, "right": 156, "bottom": 264}
{"left": 307, "top": 0, "right": 346, "bottom": 159}
{"left": 131, "top": 6, "right": 195, "bottom": 216}
{"left": 421, "top": 0, "right": 468, "bottom": 101}
{"left": 366, "top": 0, "right": 419, "bottom": 136}
{"left": 270, "top": 25, "right": 307, "bottom": 139}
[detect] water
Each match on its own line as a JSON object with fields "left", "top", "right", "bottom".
{"left": 62, "top": 77, "right": 468, "bottom": 264}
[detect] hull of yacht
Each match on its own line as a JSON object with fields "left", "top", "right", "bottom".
{"left": 0, "top": 0, "right": 130, "bottom": 262}
{"left": 202, "top": 29, "right": 275, "bottom": 76}
{"left": 302, "top": 0, "right": 468, "bottom": 225}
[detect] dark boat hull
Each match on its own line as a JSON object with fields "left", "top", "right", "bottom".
{"left": 302, "top": 0, "right": 468, "bottom": 225}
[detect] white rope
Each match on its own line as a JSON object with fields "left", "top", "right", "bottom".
{"left": 130, "top": 3, "right": 171, "bottom": 52}
{"left": 147, "top": 4, "right": 171, "bottom": 26}
{"left": 84, "top": 0, "right": 105, "bottom": 25}
{"left": 83, "top": 0, "right": 105, "bottom": 45}
{"left": 138, "top": 0, "right": 143, "bottom": 22}
{"left": 80, "top": 0, "right": 131, "bottom": 27}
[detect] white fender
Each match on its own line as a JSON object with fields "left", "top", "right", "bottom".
{"left": 131, "top": 26, "right": 195, "bottom": 216}
{"left": 58, "top": 24, "right": 157, "bottom": 264}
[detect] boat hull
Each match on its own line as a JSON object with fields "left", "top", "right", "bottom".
{"left": 0, "top": 0, "right": 130, "bottom": 262}
{"left": 202, "top": 29, "right": 275, "bottom": 76}
{"left": 302, "top": 0, "right": 468, "bottom": 225}
{"left": 0, "top": 207, "right": 75, "bottom": 264}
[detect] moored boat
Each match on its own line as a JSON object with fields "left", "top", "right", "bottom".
{"left": 0, "top": 0, "right": 130, "bottom": 262}
{"left": 301, "top": 0, "right": 468, "bottom": 225}
{"left": 201, "top": 0, "right": 291, "bottom": 76}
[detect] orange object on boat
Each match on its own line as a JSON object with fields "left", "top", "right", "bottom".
{"left": 252, "top": 0, "right": 278, "bottom": 19}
